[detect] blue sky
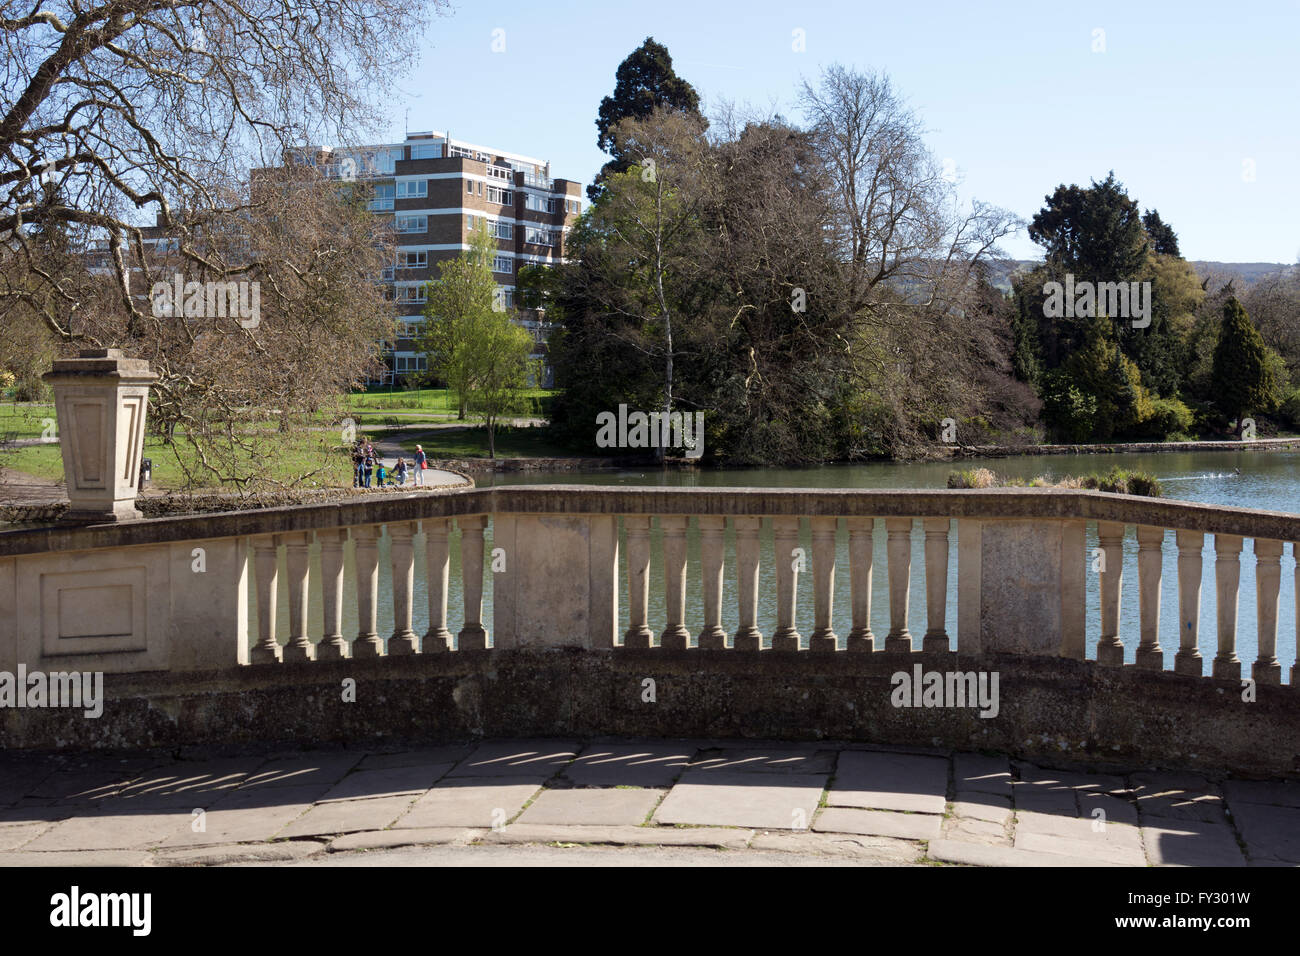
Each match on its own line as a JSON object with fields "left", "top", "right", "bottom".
{"left": 388, "top": 0, "right": 1300, "bottom": 263}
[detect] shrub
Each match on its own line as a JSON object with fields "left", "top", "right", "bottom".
{"left": 1133, "top": 396, "right": 1195, "bottom": 441}
{"left": 947, "top": 467, "right": 997, "bottom": 489}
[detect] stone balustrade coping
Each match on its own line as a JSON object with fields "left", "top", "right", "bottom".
{"left": 3, "top": 486, "right": 1300, "bottom": 559}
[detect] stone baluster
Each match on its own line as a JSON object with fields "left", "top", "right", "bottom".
{"left": 250, "top": 534, "right": 281, "bottom": 664}
{"left": 697, "top": 516, "right": 727, "bottom": 650}
{"left": 809, "top": 516, "right": 838, "bottom": 652}
{"left": 316, "top": 529, "right": 348, "bottom": 660}
{"left": 623, "top": 516, "right": 654, "bottom": 648}
{"left": 922, "top": 518, "right": 950, "bottom": 653}
{"left": 1095, "top": 522, "right": 1126, "bottom": 666}
{"left": 733, "top": 516, "right": 763, "bottom": 651}
{"left": 846, "top": 517, "right": 874, "bottom": 652}
{"left": 1174, "top": 530, "right": 1204, "bottom": 676}
{"left": 884, "top": 517, "right": 913, "bottom": 653}
{"left": 458, "top": 515, "right": 489, "bottom": 651}
{"left": 352, "top": 524, "right": 382, "bottom": 657}
{"left": 423, "top": 518, "right": 452, "bottom": 652}
{"left": 279, "top": 531, "right": 313, "bottom": 662}
{"left": 1212, "top": 533, "right": 1243, "bottom": 681}
{"left": 1294, "top": 544, "right": 1300, "bottom": 687}
{"left": 771, "top": 516, "right": 802, "bottom": 651}
{"left": 1253, "top": 538, "right": 1284, "bottom": 685}
{"left": 388, "top": 521, "right": 418, "bottom": 655}
{"left": 660, "top": 516, "right": 691, "bottom": 650}
{"left": 1135, "top": 526, "right": 1164, "bottom": 670}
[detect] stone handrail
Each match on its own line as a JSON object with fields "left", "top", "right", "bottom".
{"left": 2, "top": 486, "right": 1297, "bottom": 690}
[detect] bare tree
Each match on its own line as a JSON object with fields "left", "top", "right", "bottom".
{"left": 0, "top": 0, "right": 447, "bottom": 488}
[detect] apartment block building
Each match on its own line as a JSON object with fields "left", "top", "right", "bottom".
{"left": 293, "top": 131, "right": 582, "bottom": 386}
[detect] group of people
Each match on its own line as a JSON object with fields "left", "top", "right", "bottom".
{"left": 352, "top": 441, "right": 429, "bottom": 488}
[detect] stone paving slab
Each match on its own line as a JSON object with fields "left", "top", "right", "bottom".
{"left": 814, "top": 807, "right": 942, "bottom": 841}
{"left": 1012, "top": 789, "right": 1079, "bottom": 815}
{"left": 953, "top": 753, "right": 1013, "bottom": 795}
{"left": 1078, "top": 792, "right": 1140, "bottom": 827}
{"left": 1223, "top": 779, "right": 1300, "bottom": 808}
{"left": 1141, "top": 820, "right": 1246, "bottom": 866}
{"left": 158, "top": 784, "right": 328, "bottom": 848}
{"left": 951, "top": 792, "right": 1012, "bottom": 823}
{"left": 29, "top": 771, "right": 131, "bottom": 804}
{"left": 482, "top": 824, "right": 754, "bottom": 849}
{"left": 0, "top": 765, "right": 56, "bottom": 806}
{"left": 393, "top": 778, "right": 544, "bottom": 828}
{"left": 942, "top": 816, "right": 1008, "bottom": 846}
{"left": 0, "top": 821, "right": 55, "bottom": 851}
{"left": 749, "top": 831, "right": 922, "bottom": 862}
{"left": 447, "top": 741, "right": 580, "bottom": 778}
{"left": 562, "top": 744, "right": 694, "bottom": 787}
{"left": 113, "top": 758, "right": 256, "bottom": 801}
{"left": 1131, "top": 771, "right": 1215, "bottom": 795}
{"left": 1015, "top": 810, "right": 1143, "bottom": 849}
{"left": 688, "top": 748, "right": 836, "bottom": 774}
{"left": 155, "top": 841, "right": 326, "bottom": 866}
{"left": 516, "top": 787, "right": 663, "bottom": 826}
{"left": 357, "top": 746, "right": 475, "bottom": 771}
{"left": 1135, "top": 792, "right": 1226, "bottom": 824}
{"left": 318, "top": 764, "right": 455, "bottom": 803}
{"left": 239, "top": 754, "right": 364, "bottom": 791}
{"left": 929, "top": 839, "right": 1121, "bottom": 867}
{"left": 0, "top": 850, "right": 153, "bottom": 867}
{"left": 1014, "top": 765, "right": 1124, "bottom": 792}
{"left": 828, "top": 752, "right": 946, "bottom": 813}
{"left": 654, "top": 771, "right": 826, "bottom": 829}
{"left": 1230, "top": 802, "right": 1300, "bottom": 863}
{"left": 1014, "top": 830, "right": 1148, "bottom": 866}
{"left": 22, "top": 808, "right": 191, "bottom": 851}
{"left": 277, "top": 794, "right": 418, "bottom": 838}
{"left": 327, "top": 828, "right": 484, "bottom": 852}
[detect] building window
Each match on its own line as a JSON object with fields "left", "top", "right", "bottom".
{"left": 526, "top": 226, "right": 556, "bottom": 246}
{"left": 525, "top": 193, "right": 555, "bottom": 213}
{"left": 410, "top": 143, "right": 441, "bottom": 160}
{"left": 566, "top": 199, "right": 580, "bottom": 214}
{"left": 394, "top": 353, "right": 428, "bottom": 372}
{"left": 476, "top": 181, "right": 483, "bottom": 196}
{"left": 396, "top": 180, "right": 428, "bottom": 199}
{"left": 493, "top": 255, "right": 512, "bottom": 274}
{"left": 490, "top": 220, "right": 512, "bottom": 240}
{"left": 368, "top": 183, "right": 395, "bottom": 211}
{"left": 395, "top": 285, "right": 426, "bottom": 304}
{"left": 466, "top": 180, "right": 474, "bottom": 195}
{"left": 486, "top": 185, "right": 513, "bottom": 205}
{"left": 395, "top": 215, "right": 427, "bottom": 234}
{"left": 397, "top": 250, "right": 427, "bottom": 269}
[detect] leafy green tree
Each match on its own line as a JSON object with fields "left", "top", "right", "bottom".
{"left": 1143, "top": 209, "right": 1180, "bottom": 257}
{"left": 1212, "top": 297, "right": 1279, "bottom": 434}
{"left": 1029, "top": 172, "right": 1148, "bottom": 284}
{"left": 467, "top": 313, "right": 536, "bottom": 458}
{"left": 589, "top": 37, "right": 704, "bottom": 202}
{"left": 417, "top": 220, "right": 497, "bottom": 419}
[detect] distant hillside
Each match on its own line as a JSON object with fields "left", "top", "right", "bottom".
{"left": 984, "top": 259, "right": 1292, "bottom": 293}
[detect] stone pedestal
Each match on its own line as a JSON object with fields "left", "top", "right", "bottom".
{"left": 42, "top": 349, "right": 157, "bottom": 523}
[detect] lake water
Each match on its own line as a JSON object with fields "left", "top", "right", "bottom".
{"left": 252, "top": 449, "right": 1300, "bottom": 672}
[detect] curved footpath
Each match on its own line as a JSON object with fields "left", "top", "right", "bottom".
{"left": 0, "top": 738, "right": 1288, "bottom": 867}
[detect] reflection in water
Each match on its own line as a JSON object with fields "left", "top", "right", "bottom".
{"left": 251, "top": 450, "right": 1300, "bottom": 670}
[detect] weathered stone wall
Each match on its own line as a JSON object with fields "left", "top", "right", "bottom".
{"left": 3, "top": 649, "right": 1295, "bottom": 777}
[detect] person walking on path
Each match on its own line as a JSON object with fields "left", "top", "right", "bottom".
{"left": 413, "top": 445, "right": 427, "bottom": 487}
{"left": 362, "top": 452, "right": 374, "bottom": 488}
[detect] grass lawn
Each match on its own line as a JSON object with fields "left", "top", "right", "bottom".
{"left": 0, "top": 404, "right": 58, "bottom": 441}
{"left": 369, "top": 424, "right": 574, "bottom": 459}
{"left": 2, "top": 429, "right": 352, "bottom": 491}
{"left": 341, "top": 387, "right": 555, "bottom": 419}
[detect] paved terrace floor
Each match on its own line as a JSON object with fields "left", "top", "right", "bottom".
{"left": 0, "top": 739, "right": 1295, "bottom": 867}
